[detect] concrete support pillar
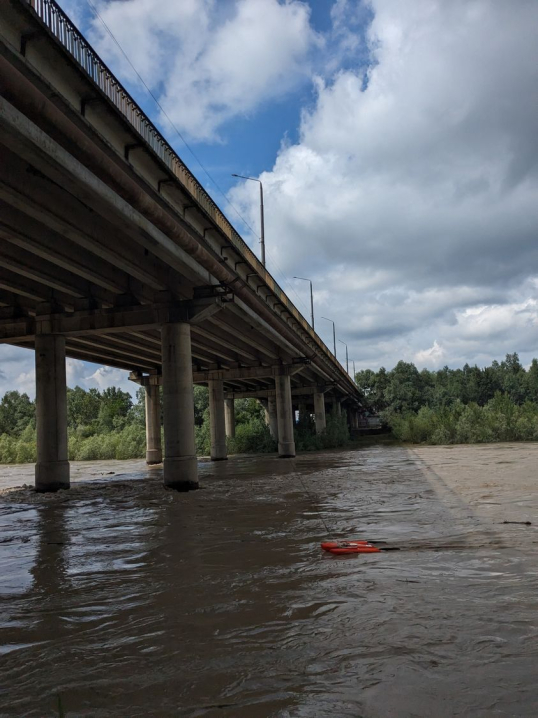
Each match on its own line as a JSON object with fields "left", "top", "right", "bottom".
{"left": 209, "top": 378, "right": 227, "bottom": 460}
{"left": 298, "top": 402, "right": 308, "bottom": 423}
{"left": 267, "top": 395, "right": 278, "bottom": 441}
{"left": 145, "top": 383, "right": 162, "bottom": 465}
{"left": 35, "top": 334, "right": 70, "bottom": 492}
{"left": 224, "top": 398, "right": 235, "bottom": 438}
{"left": 161, "top": 322, "right": 198, "bottom": 490}
{"left": 314, "top": 391, "right": 327, "bottom": 434}
{"left": 353, "top": 411, "right": 359, "bottom": 429}
{"left": 275, "top": 370, "right": 295, "bottom": 458}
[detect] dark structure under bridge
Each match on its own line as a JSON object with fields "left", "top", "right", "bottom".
{"left": 0, "top": 0, "right": 362, "bottom": 491}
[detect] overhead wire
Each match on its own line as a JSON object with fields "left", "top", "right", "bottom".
{"left": 84, "top": 0, "right": 260, "bottom": 241}
{"left": 84, "top": 0, "right": 316, "bottom": 326}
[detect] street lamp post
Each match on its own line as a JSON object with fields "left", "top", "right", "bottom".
{"left": 231, "top": 174, "right": 265, "bottom": 267}
{"left": 353, "top": 360, "right": 356, "bottom": 382}
{"left": 293, "top": 276, "right": 314, "bottom": 329}
{"left": 321, "top": 316, "right": 336, "bottom": 357}
{"left": 338, "top": 339, "right": 349, "bottom": 374}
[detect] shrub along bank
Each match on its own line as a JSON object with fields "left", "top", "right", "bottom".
{"left": 355, "top": 353, "right": 538, "bottom": 445}
{"left": 388, "top": 394, "right": 538, "bottom": 445}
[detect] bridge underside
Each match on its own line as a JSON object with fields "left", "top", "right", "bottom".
{"left": 0, "top": 0, "right": 362, "bottom": 491}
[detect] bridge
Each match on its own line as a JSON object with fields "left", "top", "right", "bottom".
{"left": 0, "top": 0, "right": 362, "bottom": 492}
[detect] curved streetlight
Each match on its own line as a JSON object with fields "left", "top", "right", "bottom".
{"left": 231, "top": 174, "right": 265, "bottom": 267}
{"left": 338, "top": 339, "right": 349, "bottom": 374}
{"left": 293, "top": 276, "right": 314, "bottom": 329}
{"left": 321, "top": 316, "right": 336, "bottom": 357}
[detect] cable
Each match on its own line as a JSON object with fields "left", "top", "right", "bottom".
{"left": 85, "top": 0, "right": 316, "bottom": 332}
{"left": 295, "top": 473, "right": 336, "bottom": 537}
{"left": 84, "top": 0, "right": 260, "bottom": 240}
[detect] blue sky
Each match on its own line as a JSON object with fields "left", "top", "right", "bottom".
{"left": 2, "top": 0, "right": 538, "bottom": 398}
{"left": 63, "top": 0, "right": 373, "bottom": 221}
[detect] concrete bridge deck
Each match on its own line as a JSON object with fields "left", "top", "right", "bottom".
{"left": 0, "top": 0, "right": 362, "bottom": 491}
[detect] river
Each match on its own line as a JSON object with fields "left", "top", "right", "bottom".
{"left": 1, "top": 444, "right": 537, "bottom": 717}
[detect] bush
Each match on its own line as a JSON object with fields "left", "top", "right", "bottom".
{"left": 228, "top": 419, "right": 276, "bottom": 454}
{"left": 385, "top": 392, "right": 538, "bottom": 445}
{"left": 195, "top": 408, "right": 211, "bottom": 455}
{"left": 68, "top": 425, "right": 145, "bottom": 461}
{"left": 294, "top": 413, "right": 349, "bottom": 451}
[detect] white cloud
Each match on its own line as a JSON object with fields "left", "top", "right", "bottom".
{"left": 86, "top": 365, "right": 130, "bottom": 390}
{"left": 85, "top": 0, "right": 319, "bottom": 142}
{"left": 3, "top": 0, "right": 538, "bottom": 398}
{"left": 230, "top": 0, "right": 538, "bottom": 370}
{"left": 0, "top": 348, "right": 135, "bottom": 400}
{"left": 414, "top": 340, "right": 445, "bottom": 368}
{"left": 13, "top": 368, "right": 36, "bottom": 397}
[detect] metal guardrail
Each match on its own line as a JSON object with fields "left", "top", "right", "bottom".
{"left": 25, "top": 0, "right": 355, "bottom": 385}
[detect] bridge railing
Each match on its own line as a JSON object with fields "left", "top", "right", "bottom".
{"left": 25, "top": 0, "right": 354, "bottom": 386}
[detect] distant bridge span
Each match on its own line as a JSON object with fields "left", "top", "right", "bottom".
{"left": 0, "top": 0, "right": 362, "bottom": 491}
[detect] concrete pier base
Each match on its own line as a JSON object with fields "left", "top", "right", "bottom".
{"left": 145, "top": 382, "right": 162, "bottom": 464}
{"left": 314, "top": 391, "right": 326, "bottom": 434}
{"left": 224, "top": 398, "right": 235, "bottom": 439}
{"left": 162, "top": 322, "right": 198, "bottom": 490}
{"left": 275, "top": 370, "right": 295, "bottom": 458}
{"left": 35, "top": 334, "right": 70, "bottom": 492}
{"left": 209, "top": 378, "right": 227, "bottom": 460}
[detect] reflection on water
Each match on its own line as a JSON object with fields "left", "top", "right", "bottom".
{"left": 1, "top": 445, "right": 538, "bottom": 717}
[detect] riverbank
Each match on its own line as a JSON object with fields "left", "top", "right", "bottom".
{"left": 1, "top": 444, "right": 537, "bottom": 716}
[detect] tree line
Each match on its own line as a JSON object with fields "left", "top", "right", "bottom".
{"left": 3, "top": 351, "right": 533, "bottom": 462}
{"left": 355, "top": 353, "right": 538, "bottom": 444}
{"left": 0, "top": 384, "right": 349, "bottom": 464}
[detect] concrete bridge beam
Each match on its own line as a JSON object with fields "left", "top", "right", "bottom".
{"left": 144, "top": 382, "right": 162, "bottom": 465}
{"left": 208, "top": 378, "right": 227, "bottom": 461}
{"left": 35, "top": 334, "right": 70, "bottom": 491}
{"left": 275, "top": 370, "right": 295, "bottom": 458}
{"left": 161, "top": 322, "right": 198, "bottom": 490}
{"left": 224, "top": 398, "right": 235, "bottom": 439}
{"left": 314, "top": 391, "right": 327, "bottom": 434}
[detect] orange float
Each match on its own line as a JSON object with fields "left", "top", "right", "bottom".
{"left": 320, "top": 540, "right": 371, "bottom": 552}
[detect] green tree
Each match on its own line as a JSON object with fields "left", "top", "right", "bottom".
{"left": 383, "top": 361, "right": 425, "bottom": 414}
{"left": 525, "top": 358, "right": 538, "bottom": 403}
{"left": 67, "top": 386, "right": 101, "bottom": 428}
{"left": 355, "top": 367, "right": 388, "bottom": 412}
{"left": 235, "top": 398, "right": 264, "bottom": 425}
{"left": 98, "top": 387, "right": 132, "bottom": 431}
{"left": 127, "top": 387, "right": 147, "bottom": 428}
{"left": 193, "top": 386, "right": 209, "bottom": 426}
{"left": 0, "top": 391, "right": 35, "bottom": 435}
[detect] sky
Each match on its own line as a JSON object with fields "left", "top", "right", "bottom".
{"left": 2, "top": 0, "right": 538, "bottom": 399}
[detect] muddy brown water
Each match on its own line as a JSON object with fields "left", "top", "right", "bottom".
{"left": 0, "top": 444, "right": 537, "bottom": 717}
